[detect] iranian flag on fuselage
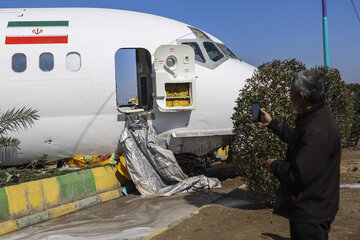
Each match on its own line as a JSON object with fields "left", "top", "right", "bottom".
{"left": 5, "top": 21, "right": 68, "bottom": 44}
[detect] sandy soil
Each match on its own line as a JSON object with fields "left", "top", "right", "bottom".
{"left": 150, "top": 148, "right": 360, "bottom": 240}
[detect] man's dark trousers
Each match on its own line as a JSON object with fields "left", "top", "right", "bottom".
{"left": 289, "top": 217, "right": 334, "bottom": 240}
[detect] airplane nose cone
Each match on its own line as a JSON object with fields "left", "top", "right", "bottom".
{"left": 232, "top": 59, "right": 257, "bottom": 87}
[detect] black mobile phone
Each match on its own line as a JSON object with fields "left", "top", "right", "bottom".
{"left": 251, "top": 102, "right": 261, "bottom": 122}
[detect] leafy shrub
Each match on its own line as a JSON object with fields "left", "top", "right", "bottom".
{"left": 231, "top": 59, "right": 355, "bottom": 199}
{"left": 312, "top": 66, "right": 354, "bottom": 147}
{"left": 347, "top": 83, "right": 360, "bottom": 146}
{"left": 231, "top": 59, "right": 305, "bottom": 199}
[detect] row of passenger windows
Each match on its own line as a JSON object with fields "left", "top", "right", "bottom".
{"left": 11, "top": 52, "right": 81, "bottom": 73}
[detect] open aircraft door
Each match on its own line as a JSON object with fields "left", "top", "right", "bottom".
{"left": 154, "top": 45, "right": 196, "bottom": 112}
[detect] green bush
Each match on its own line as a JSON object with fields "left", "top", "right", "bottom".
{"left": 231, "top": 59, "right": 355, "bottom": 200}
{"left": 312, "top": 66, "right": 354, "bottom": 147}
{"left": 231, "top": 59, "right": 305, "bottom": 199}
{"left": 347, "top": 83, "right": 360, "bottom": 146}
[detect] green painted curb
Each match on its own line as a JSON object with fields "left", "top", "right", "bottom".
{"left": 56, "top": 174, "right": 74, "bottom": 203}
{"left": 0, "top": 188, "right": 10, "bottom": 221}
{"left": 0, "top": 165, "right": 124, "bottom": 236}
{"left": 70, "top": 172, "right": 86, "bottom": 200}
{"left": 81, "top": 169, "right": 97, "bottom": 195}
{"left": 56, "top": 170, "right": 97, "bottom": 203}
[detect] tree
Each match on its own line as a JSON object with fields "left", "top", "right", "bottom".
{"left": 0, "top": 107, "right": 39, "bottom": 148}
{"left": 231, "top": 59, "right": 305, "bottom": 199}
{"left": 312, "top": 66, "right": 354, "bottom": 147}
{"left": 347, "top": 83, "right": 360, "bottom": 146}
{"left": 231, "top": 59, "right": 355, "bottom": 200}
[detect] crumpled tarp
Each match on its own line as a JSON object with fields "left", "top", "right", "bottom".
{"left": 118, "top": 114, "right": 221, "bottom": 197}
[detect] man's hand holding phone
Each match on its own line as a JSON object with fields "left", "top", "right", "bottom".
{"left": 265, "top": 158, "right": 277, "bottom": 174}
{"left": 251, "top": 102, "right": 272, "bottom": 127}
{"left": 251, "top": 104, "right": 276, "bottom": 173}
{"left": 258, "top": 109, "right": 272, "bottom": 127}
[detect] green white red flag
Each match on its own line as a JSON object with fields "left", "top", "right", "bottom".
{"left": 5, "top": 21, "right": 69, "bottom": 45}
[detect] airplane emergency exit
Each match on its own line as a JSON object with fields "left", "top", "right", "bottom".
{"left": 0, "top": 8, "right": 256, "bottom": 166}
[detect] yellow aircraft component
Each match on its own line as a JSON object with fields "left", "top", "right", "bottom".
{"left": 165, "top": 83, "right": 191, "bottom": 107}
{"left": 117, "top": 154, "right": 131, "bottom": 181}
{"left": 128, "top": 97, "right": 138, "bottom": 105}
{"left": 215, "top": 146, "right": 229, "bottom": 160}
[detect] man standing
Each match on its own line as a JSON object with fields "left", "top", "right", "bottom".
{"left": 259, "top": 70, "right": 341, "bottom": 240}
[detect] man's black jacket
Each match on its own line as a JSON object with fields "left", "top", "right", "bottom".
{"left": 268, "top": 102, "right": 341, "bottom": 223}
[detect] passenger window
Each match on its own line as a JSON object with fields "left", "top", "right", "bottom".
{"left": 203, "top": 42, "right": 224, "bottom": 62}
{"left": 12, "top": 53, "right": 26, "bottom": 72}
{"left": 40, "top": 53, "right": 54, "bottom": 72}
{"left": 182, "top": 42, "right": 205, "bottom": 63}
{"left": 66, "top": 52, "right": 81, "bottom": 71}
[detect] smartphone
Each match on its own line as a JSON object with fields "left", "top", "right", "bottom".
{"left": 251, "top": 102, "right": 261, "bottom": 122}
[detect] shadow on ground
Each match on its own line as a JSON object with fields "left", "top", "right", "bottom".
{"left": 262, "top": 233, "right": 290, "bottom": 240}
{"left": 183, "top": 162, "right": 271, "bottom": 210}
{"left": 184, "top": 187, "right": 271, "bottom": 210}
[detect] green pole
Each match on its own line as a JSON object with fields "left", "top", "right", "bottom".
{"left": 322, "top": 0, "right": 330, "bottom": 67}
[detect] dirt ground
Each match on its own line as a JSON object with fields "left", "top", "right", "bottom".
{"left": 150, "top": 148, "right": 360, "bottom": 240}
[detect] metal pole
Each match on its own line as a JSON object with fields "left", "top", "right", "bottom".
{"left": 322, "top": 0, "right": 330, "bottom": 67}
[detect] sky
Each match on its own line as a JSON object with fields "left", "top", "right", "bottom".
{"left": 115, "top": 50, "right": 137, "bottom": 106}
{"left": 1, "top": 0, "right": 359, "bottom": 83}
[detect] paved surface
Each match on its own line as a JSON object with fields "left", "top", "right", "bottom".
{"left": 3, "top": 190, "right": 227, "bottom": 240}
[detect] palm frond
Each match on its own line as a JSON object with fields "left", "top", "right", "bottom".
{"left": 0, "top": 137, "right": 21, "bottom": 147}
{"left": 0, "top": 107, "right": 39, "bottom": 137}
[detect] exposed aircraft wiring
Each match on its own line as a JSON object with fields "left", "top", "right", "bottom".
{"left": 350, "top": 0, "right": 360, "bottom": 22}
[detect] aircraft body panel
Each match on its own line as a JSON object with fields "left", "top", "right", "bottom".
{"left": 0, "top": 8, "right": 256, "bottom": 166}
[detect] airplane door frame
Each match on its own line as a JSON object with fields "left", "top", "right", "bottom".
{"left": 114, "top": 48, "right": 153, "bottom": 113}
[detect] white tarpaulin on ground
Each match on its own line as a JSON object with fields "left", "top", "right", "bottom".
{"left": 118, "top": 114, "right": 221, "bottom": 197}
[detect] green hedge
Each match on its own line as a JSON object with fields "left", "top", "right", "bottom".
{"left": 347, "top": 83, "right": 360, "bottom": 146}
{"left": 231, "top": 59, "right": 355, "bottom": 199}
{"left": 313, "top": 66, "right": 354, "bottom": 146}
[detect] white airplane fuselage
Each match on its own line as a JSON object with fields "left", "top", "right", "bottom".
{"left": 0, "top": 8, "right": 256, "bottom": 166}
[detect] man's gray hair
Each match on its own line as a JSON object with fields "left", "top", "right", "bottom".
{"left": 292, "top": 70, "right": 324, "bottom": 103}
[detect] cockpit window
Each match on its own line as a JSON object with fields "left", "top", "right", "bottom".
{"left": 188, "top": 26, "right": 210, "bottom": 39}
{"left": 216, "top": 43, "right": 240, "bottom": 60}
{"left": 182, "top": 42, "right": 206, "bottom": 63}
{"left": 203, "top": 42, "right": 224, "bottom": 62}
